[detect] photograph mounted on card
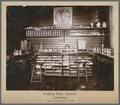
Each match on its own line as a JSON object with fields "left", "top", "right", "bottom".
{"left": 1, "top": 1, "right": 119, "bottom": 104}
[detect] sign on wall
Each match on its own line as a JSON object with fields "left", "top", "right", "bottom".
{"left": 54, "top": 7, "right": 72, "bottom": 25}
{"left": 78, "top": 40, "right": 86, "bottom": 49}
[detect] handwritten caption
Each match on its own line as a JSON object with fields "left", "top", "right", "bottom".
{"left": 43, "top": 92, "right": 76, "bottom": 102}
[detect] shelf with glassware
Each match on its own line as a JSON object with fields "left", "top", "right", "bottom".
{"left": 62, "top": 55, "right": 70, "bottom": 76}
{"left": 68, "top": 55, "right": 94, "bottom": 82}
{"left": 31, "top": 53, "right": 94, "bottom": 80}
{"left": 35, "top": 55, "right": 62, "bottom": 76}
{"left": 30, "top": 55, "right": 62, "bottom": 82}
{"left": 25, "top": 25, "right": 108, "bottom": 38}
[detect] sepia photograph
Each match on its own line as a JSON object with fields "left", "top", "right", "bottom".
{"left": 1, "top": 1, "right": 119, "bottom": 104}
{"left": 6, "top": 6, "right": 114, "bottom": 91}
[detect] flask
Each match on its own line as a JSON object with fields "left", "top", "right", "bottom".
{"left": 90, "top": 23, "right": 94, "bottom": 28}
{"left": 96, "top": 22, "right": 101, "bottom": 28}
{"left": 102, "top": 22, "right": 107, "bottom": 28}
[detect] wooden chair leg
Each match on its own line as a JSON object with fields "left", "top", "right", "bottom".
{"left": 85, "top": 64, "right": 88, "bottom": 82}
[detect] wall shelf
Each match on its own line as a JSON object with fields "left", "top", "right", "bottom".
{"left": 25, "top": 26, "right": 107, "bottom": 30}
{"left": 25, "top": 26, "right": 107, "bottom": 38}
{"left": 26, "top": 35, "right": 105, "bottom": 38}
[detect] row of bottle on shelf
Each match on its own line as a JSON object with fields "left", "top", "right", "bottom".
{"left": 13, "top": 49, "right": 30, "bottom": 56}
{"left": 37, "top": 48, "right": 114, "bottom": 56}
{"left": 13, "top": 47, "right": 114, "bottom": 58}
{"left": 13, "top": 49, "right": 22, "bottom": 56}
{"left": 38, "top": 48, "right": 78, "bottom": 53}
{"left": 90, "top": 21, "right": 107, "bottom": 28}
{"left": 25, "top": 22, "right": 107, "bottom": 30}
{"left": 93, "top": 47, "right": 114, "bottom": 57}
{"left": 26, "top": 29, "right": 105, "bottom": 37}
{"left": 26, "top": 29, "right": 70, "bottom": 37}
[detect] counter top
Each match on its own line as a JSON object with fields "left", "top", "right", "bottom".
{"left": 95, "top": 53, "right": 114, "bottom": 63}
{"left": 34, "top": 52, "right": 93, "bottom": 56}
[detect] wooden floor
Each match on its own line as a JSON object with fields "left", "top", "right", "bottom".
{"left": 6, "top": 59, "right": 114, "bottom": 90}
{"left": 26, "top": 77, "right": 96, "bottom": 90}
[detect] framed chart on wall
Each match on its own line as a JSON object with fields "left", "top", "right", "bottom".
{"left": 78, "top": 40, "right": 86, "bottom": 49}
{"left": 54, "top": 7, "right": 72, "bottom": 25}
